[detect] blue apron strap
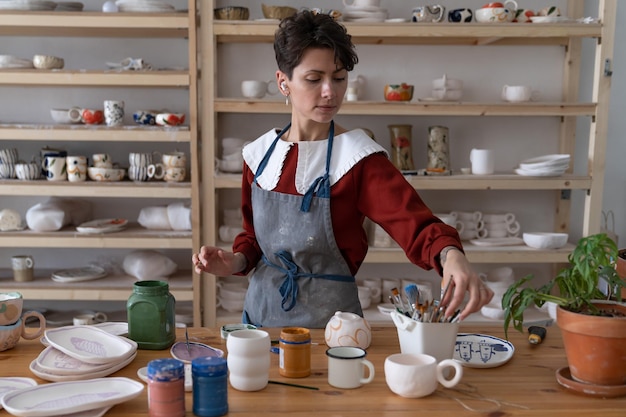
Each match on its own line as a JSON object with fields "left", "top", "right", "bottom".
{"left": 300, "top": 121, "right": 334, "bottom": 212}
{"left": 263, "top": 249, "right": 354, "bottom": 312}
{"left": 254, "top": 123, "right": 291, "bottom": 184}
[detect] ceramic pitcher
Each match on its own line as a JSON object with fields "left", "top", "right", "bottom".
{"left": 324, "top": 311, "right": 372, "bottom": 349}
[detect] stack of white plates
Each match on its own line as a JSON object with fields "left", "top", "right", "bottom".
{"left": 514, "top": 154, "right": 570, "bottom": 177}
{"left": 31, "top": 325, "right": 137, "bottom": 382}
{"left": 115, "top": 0, "right": 175, "bottom": 12}
{"left": 342, "top": 5, "right": 388, "bottom": 22}
{"left": 0, "top": 0, "right": 57, "bottom": 10}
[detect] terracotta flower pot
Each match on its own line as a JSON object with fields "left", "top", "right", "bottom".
{"left": 557, "top": 302, "right": 626, "bottom": 386}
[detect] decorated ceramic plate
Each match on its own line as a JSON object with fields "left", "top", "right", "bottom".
{"left": 35, "top": 346, "right": 121, "bottom": 376}
{"left": 170, "top": 341, "right": 223, "bottom": 363}
{"left": 29, "top": 352, "right": 137, "bottom": 383}
{"left": 0, "top": 378, "right": 38, "bottom": 409}
{"left": 76, "top": 218, "right": 127, "bottom": 234}
{"left": 44, "top": 326, "right": 137, "bottom": 365}
{"left": 1, "top": 377, "right": 143, "bottom": 417}
{"left": 453, "top": 333, "right": 515, "bottom": 368}
{"left": 51, "top": 266, "right": 107, "bottom": 283}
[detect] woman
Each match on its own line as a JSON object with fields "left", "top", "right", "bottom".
{"left": 193, "top": 10, "right": 493, "bottom": 328}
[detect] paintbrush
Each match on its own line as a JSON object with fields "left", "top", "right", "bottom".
{"left": 391, "top": 287, "right": 407, "bottom": 316}
{"left": 185, "top": 326, "right": 190, "bottom": 355}
{"left": 404, "top": 284, "right": 419, "bottom": 317}
{"left": 268, "top": 380, "right": 319, "bottom": 390}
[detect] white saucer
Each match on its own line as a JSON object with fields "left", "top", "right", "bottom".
{"left": 51, "top": 266, "right": 108, "bottom": 283}
{"left": 454, "top": 333, "right": 515, "bottom": 368}
{"left": 530, "top": 16, "right": 572, "bottom": 23}
{"left": 44, "top": 326, "right": 137, "bottom": 365}
{"left": 35, "top": 345, "right": 131, "bottom": 376}
{"left": 515, "top": 167, "right": 567, "bottom": 177}
{"left": 469, "top": 237, "right": 524, "bottom": 246}
{"left": 519, "top": 154, "right": 570, "bottom": 169}
{"left": 1, "top": 377, "right": 143, "bottom": 417}
{"left": 76, "top": 218, "right": 127, "bottom": 234}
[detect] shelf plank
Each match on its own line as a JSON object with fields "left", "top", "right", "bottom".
{"left": 215, "top": 99, "right": 597, "bottom": 116}
{"left": 0, "top": 11, "right": 190, "bottom": 37}
{"left": 364, "top": 243, "right": 574, "bottom": 264}
{"left": 0, "top": 269, "right": 193, "bottom": 301}
{"left": 0, "top": 124, "right": 190, "bottom": 142}
{"left": 0, "top": 70, "right": 189, "bottom": 87}
{"left": 0, "top": 179, "right": 192, "bottom": 198}
{"left": 0, "top": 224, "right": 192, "bottom": 249}
{"left": 213, "top": 21, "right": 602, "bottom": 45}
{"left": 215, "top": 173, "right": 591, "bottom": 190}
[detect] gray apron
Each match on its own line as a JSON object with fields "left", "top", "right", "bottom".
{"left": 242, "top": 121, "right": 362, "bottom": 328}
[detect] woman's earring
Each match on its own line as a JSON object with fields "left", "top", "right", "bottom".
{"left": 285, "top": 94, "right": 290, "bottom": 106}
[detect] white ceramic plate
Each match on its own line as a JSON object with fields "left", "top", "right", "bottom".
{"left": 469, "top": 237, "right": 524, "bottom": 247}
{"left": 453, "top": 333, "right": 515, "bottom": 368}
{"left": 76, "top": 218, "right": 127, "bottom": 234}
{"left": 1, "top": 377, "right": 143, "bottom": 417}
{"left": 51, "top": 266, "right": 107, "bottom": 283}
{"left": 170, "top": 341, "right": 224, "bottom": 363}
{"left": 519, "top": 154, "right": 570, "bottom": 169}
{"left": 92, "top": 321, "right": 128, "bottom": 336}
{"left": 514, "top": 167, "right": 567, "bottom": 177}
{"left": 0, "top": 378, "right": 38, "bottom": 409}
{"left": 530, "top": 16, "right": 572, "bottom": 23}
{"left": 29, "top": 352, "right": 137, "bottom": 382}
{"left": 35, "top": 345, "right": 133, "bottom": 376}
{"left": 44, "top": 326, "right": 137, "bottom": 365}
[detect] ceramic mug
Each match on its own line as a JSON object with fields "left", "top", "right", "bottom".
{"left": 241, "top": 80, "right": 277, "bottom": 99}
{"left": 470, "top": 149, "right": 495, "bottom": 175}
{"left": 129, "top": 151, "right": 162, "bottom": 167}
{"left": 357, "top": 286, "right": 372, "bottom": 310}
{"left": 11, "top": 255, "right": 34, "bottom": 282}
{"left": 502, "top": 85, "right": 539, "bottom": 102}
{"left": 0, "top": 292, "right": 23, "bottom": 326}
{"left": 66, "top": 155, "right": 87, "bottom": 182}
{"left": 448, "top": 8, "right": 472, "bottom": 22}
{"left": 412, "top": 5, "right": 446, "bottom": 23}
{"left": 147, "top": 163, "right": 165, "bottom": 180}
{"left": 0, "top": 311, "right": 46, "bottom": 352}
{"left": 343, "top": 0, "right": 381, "bottom": 8}
{"left": 42, "top": 155, "right": 67, "bottom": 181}
{"left": 92, "top": 153, "right": 113, "bottom": 169}
{"left": 73, "top": 312, "right": 108, "bottom": 326}
{"left": 103, "top": 100, "right": 124, "bottom": 126}
{"left": 162, "top": 151, "right": 186, "bottom": 169}
{"left": 226, "top": 329, "right": 271, "bottom": 391}
{"left": 326, "top": 346, "right": 375, "bottom": 389}
{"left": 385, "top": 353, "right": 462, "bottom": 398}
{"left": 362, "top": 278, "right": 383, "bottom": 304}
{"left": 128, "top": 165, "right": 150, "bottom": 182}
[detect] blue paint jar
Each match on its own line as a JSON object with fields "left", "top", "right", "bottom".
{"left": 192, "top": 356, "right": 228, "bottom": 417}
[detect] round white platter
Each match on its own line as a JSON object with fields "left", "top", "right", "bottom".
{"left": 75, "top": 218, "right": 127, "bottom": 234}
{"left": 44, "top": 326, "right": 137, "bottom": 365}
{"left": 1, "top": 377, "right": 143, "bottom": 417}
{"left": 51, "top": 266, "right": 108, "bottom": 283}
{"left": 453, "top": 333, "right": 515, "bottom": 368}
{"left": 35, "top": 345, "right": 126, "bottom": 376}
{"left": 29, "top": 352, "right": 137, "bottom": 382}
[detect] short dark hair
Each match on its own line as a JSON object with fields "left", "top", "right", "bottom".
{"left": 274, "top": 10, "right": 358, "bottom": 79}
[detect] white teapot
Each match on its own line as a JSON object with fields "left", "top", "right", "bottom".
{"left": 324, "top": 311, "right": 372, "bottom": 349}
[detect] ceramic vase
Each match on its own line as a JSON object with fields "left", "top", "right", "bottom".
{"left": 388, "top": 124, "right": 415, "bottom": 172}
{"left": 427, "top": 125, "right": 450, "bottom": 173}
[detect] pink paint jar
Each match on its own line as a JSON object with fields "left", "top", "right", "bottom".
{"left": 147, "top": 358, "right": 185, "bottom": 417}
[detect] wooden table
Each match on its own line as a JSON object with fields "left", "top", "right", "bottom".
{"left": 1, "top": 325, "right": 624, "bottom": 416}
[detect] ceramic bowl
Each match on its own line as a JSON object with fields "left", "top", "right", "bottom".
{"left": 15, "top": 162, "right": 41, "bottom": 180}
{"left": 132, "top": 110, "right": 158, "bottom": 125}
{"left": 523, "top": 232, "right": 568, "bottom": 249}
{"left": 261, "top": 4, "right": 297, "bottom": 20}
{"left": 0, "top": 292, "right": 23, "bottom": 326}
{"left": 81, "top": 109, "right": 104, "bottom": 125}
{"left": 155, "top": 113, "right": 185, "bottom": 126}
{"left": 217, "top": 296, "right": 244, "bottom": 313}
{"left": 87, "top": 167, "right": 125, "bottom": 182}
{"left": 214, "top": 6, "right": 249, "bottom": 20}
{"left": 50, "top": 108, "right": 81, "bottom": 124}
{"left": 216, "top": 158, "right": 242, "bottom": 173}
{"left": 432, "top": 88, "right": 463, "bottom": 101}
{"left": 432, "top": 75, "right": 463, "bottom": 90}
{"left": 384, "top": 83, "right": 414, "bottom": 101}
{"left": 32, "top": 55, "right": 64, "bottom": 70}
{"left": 475, "top": 7, "right": 515, "bottom": 23}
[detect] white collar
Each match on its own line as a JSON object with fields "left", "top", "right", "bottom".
{"left": 243, "top": 128, "right": 387, "bottom": 194}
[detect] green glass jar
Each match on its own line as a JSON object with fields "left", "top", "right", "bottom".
{"left": 127, "top": 280, "right": 176, "bottom": 350}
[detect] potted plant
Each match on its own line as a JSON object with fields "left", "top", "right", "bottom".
{"left": 617, "top": 248, "right": 626, "bottom": 298}
{"left": 503, "top": 233, "right": 626, "bottom": 386}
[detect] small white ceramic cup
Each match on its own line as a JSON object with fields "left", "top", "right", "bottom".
{"left": 66, "top": 155, "right": 87, "bottom": 182}
{"left": 162, "top": 151, "right": 187, "bottom": 169}
{"left": 227, "top": 329, "right": 271, "bottom": 391}
{"left": 501, "top": 85, "right": 539, "bottom": 102}
{"left": 164, "top": 167, "right": 186, "bottom": 182}
{"left": 362, "top": 278, "right": 382, "bottom": 304}
{"left": 11, "top": 255, "right": 34, "bottom": 282}
{"left": 470, "top": 148, "right": 495, "bottom": 175}
{"left": 326, "top": 346, "right": 375, "bottom": 389}
{"left": 103, "top": 100, "right": 124, "bottom": 126}
{"left": 73, "top": 312, "right": 108, "bottom": 326}
{"left": 384, "top": 353, "right": 463, "bottom": 398}
{"left": 241, "top": 80, "right": 278, "bottom": 99}
{"left": 128, "top": 165, "right": 149, "bottom": 182}
{"left": 357, "top": 286, "right": 372, "bottom": 310}
{"left": 343, "top": 0, "right": 381, "bottom": 8}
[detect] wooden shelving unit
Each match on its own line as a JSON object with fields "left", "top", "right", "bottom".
{"left": 0, "top": 1, "right": 202, "bottom": 325}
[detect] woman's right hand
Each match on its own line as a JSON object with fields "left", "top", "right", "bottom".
{"left": 192, "top": 246, "right": 244, "bottom": 276}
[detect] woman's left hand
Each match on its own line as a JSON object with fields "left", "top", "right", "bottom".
{"left": 440, "top": 249, "right": 493, "bottom": 321}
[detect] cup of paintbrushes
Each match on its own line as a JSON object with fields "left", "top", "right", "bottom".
{"left": 390, "top": 310, "right": 459, "bottom": 375}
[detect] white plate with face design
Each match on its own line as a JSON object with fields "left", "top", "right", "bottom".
{"left": 1, "top": 377, "right": 142, "bottom": 417}
{"left": 44, "top": 326, "right": 137, "bottom": 365}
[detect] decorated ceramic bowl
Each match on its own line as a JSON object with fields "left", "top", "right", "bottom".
{"left": 156, "top": 113, "right": 186, "bottom": 126}
{"left": 81, "top": 109, "right": 104, "bottom": 125}
{"left": 384, "top": 83, "right": 414, "bottom": 101}
{"left": 132, "top": 110, "right": 158, "bottom": 125}
{"left": 87, "top": 167, "right": 125, "bottom": 182}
